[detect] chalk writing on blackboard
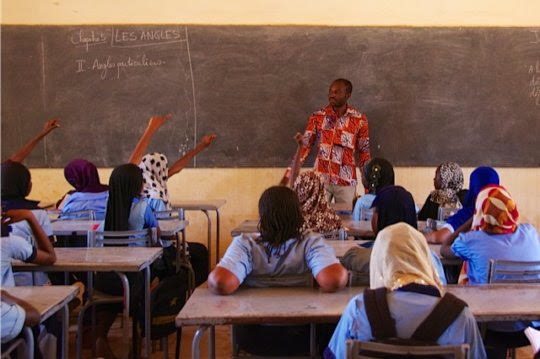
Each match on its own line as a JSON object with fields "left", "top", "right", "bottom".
{"left": 531, "top": 30, "right": 540, "bottom": 44}
{"left": 75, "top": 54, "right": 166, "bottom": 79}
{"left": 529, "top": 60, "right": 540, "bottom": 106}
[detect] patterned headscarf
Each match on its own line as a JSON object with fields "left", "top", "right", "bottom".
{"left": 139, "top": 153, "right": 170, "bottom": 210}
{"left": 370, "top": 222, "right": 444, "bottom": 293}
{"left": 430, "top": 162, "right": 464, "bottom": 207}
{"left": 471, "top": 185, "right": 518, "bottom": 234}
{"left": 292, "top": 171, "right": 342, "bottom": 234}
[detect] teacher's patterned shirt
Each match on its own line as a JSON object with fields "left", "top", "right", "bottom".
{"left": 298, "top": 105, "right": 370, "bottom": 186}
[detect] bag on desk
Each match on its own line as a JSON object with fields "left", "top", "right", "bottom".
{"left": 137, "top": 267, "right": 189, "bottom": 340}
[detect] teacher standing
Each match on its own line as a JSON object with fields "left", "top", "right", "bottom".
{"left": 282, "top": 78, "right": 370, "bottom": 204}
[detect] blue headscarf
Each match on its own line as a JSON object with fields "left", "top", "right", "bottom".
{"left": 372, "top": 185, "right": 417, "bottom": 233}
{"left": 446, "top": 166, "right": 499, "bottom": 230}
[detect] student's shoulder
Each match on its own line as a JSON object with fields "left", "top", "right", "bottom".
{"left": 1, "top": 233, "right": 34, "bottom": 258}
{"left": 517, "top": 223, "right": 539, "bottom": 236}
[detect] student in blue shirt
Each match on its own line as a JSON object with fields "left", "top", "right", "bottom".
{"left": 342, "top": 185, "right": 447, "bottom": 285}
{"left": 57, "top": 159, "right": 109, "bottom": 220}
{"left": 352, "top": 157, "right": 395, "bottom": 221}
{"left": 209, "top": 186, "right": 348, "bottom": 356}
{"left": 94, "top": 162, "right": 160, "bottom": 358}
{"left": 441, "top": 185, "right": 540, "bottom": 357}
{"left": 129, "top": 114, "right": 216, "bottom": 286}
{"left": 326, "top": 222, "right": 486, "bottom": 359}
{"left": 427, "top": 166, "right": 499, "bottom": 244}
{"left": 1, "top": 289, "right": 40, "bottom": 344}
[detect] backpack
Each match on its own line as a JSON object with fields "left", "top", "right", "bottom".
{"left": 362, "top": 287, "right": 467, "bottom": 358}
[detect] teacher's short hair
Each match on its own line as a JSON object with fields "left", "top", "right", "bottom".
{"left": 333, "top": 78, "right": 352, "bottom": 94}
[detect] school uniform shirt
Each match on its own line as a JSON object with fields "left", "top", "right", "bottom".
{"left": 0, "top": 300, "right": 26, "bottom": 343}
{"left": 451, "top": 223, "right": 540, "bottom": 285}
{"left": 0, "top": 233, "right": 37, "bottom": 287}
{"left": 98, "top": 197, "right": 158, "bottom": 247}
{"left": 451, "top": 223, "right": 540, "bottom": 332}
{"left": 145, "top": 198, "right": 174, "bottom": 247}
{"left": 217, "top": 232, "right": 340, "bottom": 287}
{"left": 351, "top": 194, "right": 376, "bottom": 221}
{"left": 60, "top": 190, "right": 109, "bottom": 220}
{"left": 8, "top": 210, "right": 52, "bottom": 286}
{"left": 326, "top": 291, "right": 486, "bottom": 359}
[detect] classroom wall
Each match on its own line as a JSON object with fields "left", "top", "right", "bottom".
{"left": 3, "top": 1, "right": 540, "bottom": 265}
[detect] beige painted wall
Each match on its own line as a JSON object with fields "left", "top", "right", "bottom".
{"left": 2, "top": 0, "right": 539, "bottom": 265}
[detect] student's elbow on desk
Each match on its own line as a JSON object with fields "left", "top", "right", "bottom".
{"left": 208, "top": 266, "right": 240, "bottom": 295}
{"left": 316, "top": 263, "right": 348, "bottom": 292}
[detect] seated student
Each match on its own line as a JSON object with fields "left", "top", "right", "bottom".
{"left": 57, "top": 159, "right": 109, "bottom": 220}
{"left": 1, "top": 163, "right": 55, "bottom": 286}
{"left": 326, "top": 222, "right": 486, "bottom": 359}
{"left": 1, "top": 211, "right": 56, "bottom": 356}
{"left": 418, "top": 161, "right": 467, "bottom": 221}
{"left": 285, "top": 133, "right": 343, "bottom": 234}
{"left": 1, "top": 289, "right": 41, "bottom": 344}
{"left": 94, "top": 163, "right": 161, "bottom": 358}
{"left": 342, "top": 185, "right": 447, "bottom": 285}
{"left": 440, "top": 185, "right": 540, "bottom": 357}
{"left": 352, "top": 157, "right": 395, "bottom": 220}
{"left": 129, "top": 114, "right": 216, "bottom": 286}
{"left": 209, "top": 186, "right": 348, "bottom": 356}
{"left": 427, "top": 166, "right": 499, "bottom": 244}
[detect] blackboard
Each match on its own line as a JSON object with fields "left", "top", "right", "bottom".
{"left": 2, "top": 25, "right": 539, "bottom": 167}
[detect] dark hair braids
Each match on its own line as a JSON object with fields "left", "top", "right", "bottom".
{"left": 257, "top": 186, "right": 304, "bottom": 256}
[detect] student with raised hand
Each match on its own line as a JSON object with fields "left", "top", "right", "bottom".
{"left": 284, "top": 133, "right": 342, "bottom": 234}
{"left": 5, "top": 118, "right": 60, "bottom": 163}
{"left": 427, "top": 166, "right": 499, "bottom": 244}
{"left": 418, "top": 161, "right": 467, "bottom": 221}
{"left": 209, "top": 186, "right": 348, "bottom": 294}
{"left": 351, "top": 157, "right": 395, "bottom": 220}
{"left": 326, "top": 222, "right": 486, "bottom": 359}
{"left": 57, "top": 159, "right": 109, "bottom": 220}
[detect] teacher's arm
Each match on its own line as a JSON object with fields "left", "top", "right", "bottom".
{"left": 355, "top": 113, "right": 370, "bottom": 169}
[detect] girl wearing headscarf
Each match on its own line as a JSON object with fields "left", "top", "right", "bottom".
{"left": 130, "top": 115, "right": 215, "bottom": 276}
{"left": 342, "top": 186, "right": 447, "bottom": 286}
{"left": 326, "top": 222, "right": 487, "bottom": 359}
{"left": 352, "top": 157, "right": 395, "bottom": 220}
{"left": 57, "top": 159, "right": 109, "bottom": 220}
{"left": 441, "top": 185, "right": 540, "bottom": 284}
{"left": 418, "top": 162, "right": 467, "bottom": 221}
{"left": 441, "top": 185, "right": 540, "bottom": 357}
{"left": 427, "top": 166, "right": 500, "bottom": 244}
{"left": 292, "top": 171, "right": 342, "bottom": 234}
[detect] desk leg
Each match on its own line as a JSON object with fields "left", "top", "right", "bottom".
{"left": 76, "top": 272, "right": 94, "bottom": 359}
{"left": 215, "top": 209, "right": 221, "bottom": 264}
{"left": 117, "top": 272, "right": 130, "bottom": 359}
{"left": 209, "top": 326, "right": 215, "bottom": 359}
{"left": 201, "top": 209, "right": 212, "bottom": 270}
{"left": 62, "top": 304, "right": 69, "bottom": 359}
{"left": 144, "top": 266, "right": 151, "bottom": 358}
{"left": 310, "top": 323, "right": 316, "bottom": 357}
{"left": 192, "top": 325, "right": 209, "bottom": 359}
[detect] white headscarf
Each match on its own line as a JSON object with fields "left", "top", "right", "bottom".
{"left": 370, "top": 222, "right": 444, "bottom": 293}
{"left": 139, "top": 152, "right": 170, "bottom": 209}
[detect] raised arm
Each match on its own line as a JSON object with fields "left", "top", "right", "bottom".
{"left": 287, "top": 132, "right": 304, "bottom": 187}
{"left": 0, "top": 290, "right": 41, "bottom": 326}
{"left": 168, "top": 134, "right": 217, "bottom": 178}
{"left": 8, "top": 119, "right": 60, "bottom": 163}
{"left": 4, "top": 209, "right": 56, "bottom": 265}
{"left": 280, "top": 117, "right": 318, "bottom": 185}
{"left": 128, "top": 114, "right": 171, "bottom": 165}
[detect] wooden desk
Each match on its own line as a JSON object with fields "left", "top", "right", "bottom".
{"left": 330, "top": 202, "right": 352, "bottom": 214}
{"left": 2, "top": 285, "right": 80, "bottom": 359}
{"left": 12, "top": 247, "right": 162, "bottom": 358}
{"left": 50, "top": 219, "right": 187, "bottom": 237}
{"left": 177, "top": 284, "right": 540, "bottom": 359}
{"left": 171, "top": 200, "right": 226, "bottom": 265}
